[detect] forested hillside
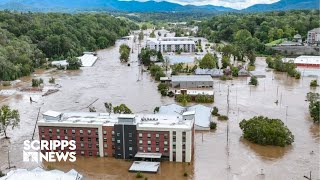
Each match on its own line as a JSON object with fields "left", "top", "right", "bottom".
{"left": 198, "top": 10, "right": 320, "bottom": 45}
{"left": 0, "top": 11, "right": 138, "bottom": 81}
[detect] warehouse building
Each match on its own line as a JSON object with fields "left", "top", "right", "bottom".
{"left": 171, "top": 75, "right": 213, "bottom": 88}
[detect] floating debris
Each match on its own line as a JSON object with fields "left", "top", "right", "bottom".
{"left": 42, "top": 89, "right": 59, "bottom": 96}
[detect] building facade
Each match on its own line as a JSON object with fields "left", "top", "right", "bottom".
{"left": 171, "top": 75, "right": 214, "bottom": 88}
{"left": 307, "top": 28, "right": 320, "bottom": 45}
{"left": 38, "top": 111, "right": 195, "bottom": 163}
{"left": 146, "top": 37, "right": 196, "bottom": 53}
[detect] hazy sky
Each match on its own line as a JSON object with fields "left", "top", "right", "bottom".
{"left": 133, "top": 0, "right": 280, "bottom": 9}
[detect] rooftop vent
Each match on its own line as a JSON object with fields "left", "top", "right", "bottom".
{"left": 88, "top": 120, "right": 95, "bottom": 123}
{"left": 73, "top": 119, "right": 80, "bottom": 123}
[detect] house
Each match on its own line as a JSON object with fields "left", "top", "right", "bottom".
{"left": 194, "top": 68, "right": 223, "bottom": 77}
{"left": 282, "top": 56, "right": 320, "bottom": 67}
{"left": 238, "top": 68, "right": 250, "bottom": 77}
{"left": 307, "top": 28, "right": 320, "bottom": 45}
{"left": 171, "top": 75, "right": 213, "bottom": 88}
{"left": 293, "top": 34, "right": 302, "bottom": 43}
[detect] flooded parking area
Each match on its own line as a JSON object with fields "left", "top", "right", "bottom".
{"left": 0, "top": 38, "right": 319, "bottom": 179}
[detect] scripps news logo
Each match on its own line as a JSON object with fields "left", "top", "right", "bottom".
{"left": 23, "top": 140, "right": 76, "bottom": 163}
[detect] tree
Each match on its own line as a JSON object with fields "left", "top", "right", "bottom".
{"left": 104, "top": 102, "right": 113, "bottom": 115}
{"left": 162, "top": 56, "right": 170, "bottom": 74}
{"left": 209, "top": 122, "right": 217, "bottom": 130}
{"left": 67, "top": 57, "right": 82, "bottom": 70}
{"left": 141, "top": 24, "right": 148, "bottom": 30}
{"left": 211, "top": 107, "right": 219, "bottom": 116}
{"left": 138, "top": 31, "right": 144, "bottom": 42}
{"left": 157, "top": 51, "right": 164, "bottom": 62}
{"left": 113, "top": 104, "right": 132, "bottom": 114}
{"left": 306, "top": 92, "right": 320, "bottom": 123}
{"left": 119, "top": 44, "right": 130, "bottom": 62}
{"left": 0, "top": 105, "right": 20, "bottom": 138}
{"left": 158, "top": 83, "right": 169, "bottom": 96}
{"left": 199, "top": 53, "right": 218, "bottom": 69}
{"left": 249, "top": 76, "right": 258, "bottom": 86}
{"left": 240, "top": 116, "right": 294, "bottom": 147}
{"left": 310, "top": 80, "right": 319, "bottom": 87}
{"left": 149, "top": 31, "right": 156, "bottom": 38}
{"left": 154, "top": 107, "right": 159, "bottom": 113}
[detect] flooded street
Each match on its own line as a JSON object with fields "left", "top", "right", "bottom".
{"left": 0, "top": 38, "right": 319, "bottom": 179}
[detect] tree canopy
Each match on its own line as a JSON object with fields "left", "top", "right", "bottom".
{"left": 0, "top": 105, "right": 20, "bottom": 138}
{"left": 198, "top": 53, "right": 218, "bottom": 69}
{"left": 240, "top": 116, "right": 294, "bottom": 147}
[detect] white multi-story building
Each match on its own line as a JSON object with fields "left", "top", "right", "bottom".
{"left": 146, "top": 37, "right": 196, "bottom": 53}
{"left": 307, "top": 28, "right": 320, "bottom": 45}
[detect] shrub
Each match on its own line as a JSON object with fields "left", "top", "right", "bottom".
{"left": 247, "top": 65, "right": 255, "bottom": 71}
{"left": 113, "top": 104, "right": 132, "bottom": 114}
{"left": 306, "top": 92, "right": 320, "bottom": 123}
{"left": 239, "top": 116, "right": 294, "bottom": 146}
{"left": 209, "top": 122, "right": 217, "bottom": 130}
{"left": 0, "top": 171, "right": 5, "bottom": 177}
{"left": 295, "top": 71, "right": 301, "bottom": 79}
{"left": 211, "top": 107, "right": 219, "bottom": 116}
{"left": 220, "top": 75, "right": 233, "bottom": 81}
{"left": 2, "top": 81, "right": 11, "bottom": 86}
{"left": 194, "top": 94, "right": 214, "bottom": 103}
{"left": 168, "top": 91, "right": 174, "bottom": 97}
{"left": 136, "top": 172, "right": 143, "bottom": 178}
{"left": 183, "top": 172, "right": 188, "bottom": 177}
{"left": 218, "top": 115, "right": 228, "bottom": 121}
{"left": 49, "top": 77, "right": 55, "bottom": 84}
{"left": 249, "top": 76, "right": 258, "bottom": 86}
{"left": 158, "top": 83, "right": 169, "bottom": 96}
{"left": 154, "top": 107, "right": 159, "bottom": 113}
{"left": 175, "top": 94, "right": 191, "bottom": 106}
{"left": 310, "top": 80, "right": 318, "bottom": 87}
{"left": 32, "top": 78, "right": 43, "bottom": 87}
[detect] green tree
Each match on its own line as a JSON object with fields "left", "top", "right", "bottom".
{"left": 310, "top": 80, "right": 319, "bottom": 87}
{"left": 149, "top": 31, "right": 156, "bottom": 38}
{"left": 119, "top": 44, "right": 131, "bottom": 62}
{"left": 209, "top": 122, "right": 217, "bottom": 130}
{"left": 211, "top": 107, "right": 219, "bottom": 116}
{"left": 158, "top": 83, "right": 169, "bottom": 96}
{"left": 0, "top": 105, "right": 20, "bottom": 138}
{"left": 67, "top": 57, "right": 82, "bottom": 70}
{"left": 199, "top": 53, "right": 218, "bottom": 69}
{"left": 240, "top": 116, "right": 294, "bottom": 146}
{"left": 138, "top": 31, "right": 144, "bottom": 42}
{"left": 141, "top": 24, "right": 148, "bottom": 30}
{"left": 249, "top": 76, "right": 258, "bottom": 86}
{"left": 306, "top": 92, "right": 320, "bottom": 123}
{"left": 113, "top": 104, "right": 132, "bottom": 114}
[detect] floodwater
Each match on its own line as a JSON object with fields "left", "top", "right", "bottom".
{"left": 0, "top": 37, "right": 319, "bottom": 180}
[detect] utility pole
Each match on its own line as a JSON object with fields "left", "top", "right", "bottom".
{"left": 32, "top": 107, "right": 41, "bottom": 140}
{"left": 286, "top": 106, "right": 288, "bottom": 123}
{"left": 6, "top": 149, "right": 15, "bottom": 169}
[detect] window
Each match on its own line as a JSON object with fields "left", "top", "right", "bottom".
{"left": 147, "top": 147, "right": 151, "bottom": 152}
{"left": 72, "top": 129, "right": 75, "bottom": 134}
{"left": 88, "top": 144, "right": 92, "bottom": 148}
{"left": 103, "top": 131, "right": 107, "bottom": 135}
{"left": 104, "top": 144, "right": 108, "bottom": 148}
{"left": 81, "top": 143, "right": 84, "bottom": 148}
{"left": 129, "top": 133, "right": 132, "bottom": 138}
{"left": 156, "top": 147, "right": 159, "bottom": 152}
{"left": 117, "top": 140, "right": 121, "bottom": 144}
{"left": 156, "top": 141, "right": 159, "bottom": 145}
{"left": 164, "top": 141, "right": 168, "bottom": 145}
{"left": 41, "top": 128, "right": 44, "bottom": 133}
{"left": 96, "top": 138, "right": 99, "bottom": 142}
{"left": 104, "top": 152, "right": 108, "bottom": 156}
{"left": 117, "top": 133, "right": 120, "bottom": 137}
{"left": 80, "top": 129, "right": 83, "bottom": 134}
{"left": 139, "top": 140, "right": 143, "bottom": 144}
{"left": 49, "top": 129, "right": 52, "bottom": 133}
{"left": 112, "top": 131, "right": 115, "bottom": 135}
{"left": 89, "top": 152, "right": 92, "bottom": 156}
{"left": 81, "top": 151, "right": 84, "bottom": 155}
{"left": 41, "top": 135, "right": 45, "bottom": 140}
{"left": 173, "top": 144, "right": 176, "bottom": 149}
{"left": 156, "top": 134, "right": 159, "bottom": 138}
{"left": 104, "top": 138, "right": 107, "bottom": 142}
{"left": 57, "top": 136, "right": 60, "bottom": 140}
{"left": 129, "top": 140, "right": 132, "bottom": 144}
{"left": 164, "top": 148, "right": 168, "bottom": 152}
{"left": 147, "top": 141, "right": 151, "bottom": 145}
{"left": 139, "top": 147, "right": 143, "bottom": 151}
{"left": 64, "top": 129, "right": 68, "bottom": 134}
{"left": 96, "top": 152, "right": 99, "bottom": 156}
{"left": 88, "top": 138, "right": 91, "bottom": 142}
{"left": 129, "top": 147, "right": 132, "bottom": 151}
{"left": 80, "top": 137, "right": 84, "bottom": 141}
{"left": 96, "top": 144, "right": 99, "bottom": 148}
{"left": 72, "top": 136, "right": 75, "bottom": 140}
{"left": 95, "top": 130, "right": 98, "bottom": 135}
{"left": 56, "top": 129, "right": 60, "bottom": 134}
{"left": 88, "top": 130, "right": 91, "bottom": 135}
{"left": 173, "top": 131, "right": 176, "bottom": 135}
{"left": 164, "top": 134, "right": 168, "bottom": 139}
{"left": 147, "top": 133, "right": 151, "bottom": 138}
{"left": 65, "top": 136, "right": 68, "bottom": 140}
{"left": 112, "top": 138, "right": 115, "bottom": 142}
{"left": 139, "top": 133, "right": 142, "bottom": 137}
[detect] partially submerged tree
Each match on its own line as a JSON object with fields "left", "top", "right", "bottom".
{"left": 119, "top": 44, "right": 131, "bottom": 62}
{"left": 104, "top": 102, "right": 113, "bottom": 115}
{"left": 249, "top": 76, "right": 258, "bottom": 86}
{"left": 306, "top": 92, "right": 320, "bottom": 123}
{"left": 0, "top": 105, "right": 20, "bottom": 138}
{"left": 113, "top": 104, "right": 132, "bottom": 114}
{"left": 199, "top": 53, "right": 218, "bottom": 69}
{"left": 240, "top": 116, "right": 294, "bottom": 146}
{"left": 67, "top": 57, "right": 82, "bottom": 70}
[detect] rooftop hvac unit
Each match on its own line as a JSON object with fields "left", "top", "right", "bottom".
{"left": 73, "top": 119, "right": 80, "bottom": 123}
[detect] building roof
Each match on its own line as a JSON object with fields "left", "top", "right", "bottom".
{"left": 194, "top": 68, "right": 223, "bottom": 77}
{"left": 43, "top": 110, "right": 62, "bottom": 117}
{"left": 293, "top": 34, "right": 302, "bottom": 38}
{"left": 158, "top": 104, "right": 211, "bottom": 129}
{"left": 0, "top": 168, "right": 83, "bottom": 180}
{"left": 51, "top": 60, "right": 69, "bottom": 67}
{"left": 282, "top": 56, "right": 320, "bottom": 65}
{"left": 309, "top": 28, "right": 320, "bottom": 33}
{"left": 279, "top": 41, "right": 302, "bottom": 46}
{"left": 129, "top": 161, "right": 160, "bottom": 173}
{"left": 135, "top": 152, "right": 162, "bottom": 159}
{"left": 78, "top": 54, "right": 98, "bottom": 67}
{"left": 38, "top": 111, "right": 195, "bottom": 130}
{"left": 171, "top": 75, "right": 213, "bottom": 82}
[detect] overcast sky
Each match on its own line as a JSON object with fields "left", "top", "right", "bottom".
{"left": 133, "top": 0, "right": 280, "bottom": 10}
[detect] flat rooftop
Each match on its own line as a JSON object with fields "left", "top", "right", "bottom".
{"left": 129, "top": 161, "right": 160, "bottom": 173}
{"left": 78, "top": 54, "right": 98, "bottom": 67}
{"left": 135, "top": 152, "right": 162, "bottom": 159}
{"left": 171, "top": 75, "right": 213, "bottom": 82}
{"left": 38, "top": 111, "right": 195, "bottom": 130}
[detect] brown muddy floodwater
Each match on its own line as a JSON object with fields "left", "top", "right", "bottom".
{"left": 0, "top": 38, "right": 319, "bottom": 180}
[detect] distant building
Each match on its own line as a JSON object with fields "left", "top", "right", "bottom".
{"left": 238, "top": 68, "right": 250, "bottom": 77}
{"left": 194, "top": 68, "right": 223, "bottom": 77}
{"left": 146, "top": 37, "right": 195, "bottom": 53}
{"left": 38, "top": 110, "right": 195, "bottom": 162}
{"left": 307, "top": 28, "right": 320, "bottom": 45}
{"left": 282, "top": 56, "right": 320, "bottom": 67}
{"left": 279, "top": 41, "right": 302, "bottom": 46}
{"left": 0, "top": 168, "right": 83, "bottom": 180}
{"left": 293, "top": 34, "right": 302, "bottom": 43}
{"left": 171, "top": 75, "right": 213, "bottom": 88}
